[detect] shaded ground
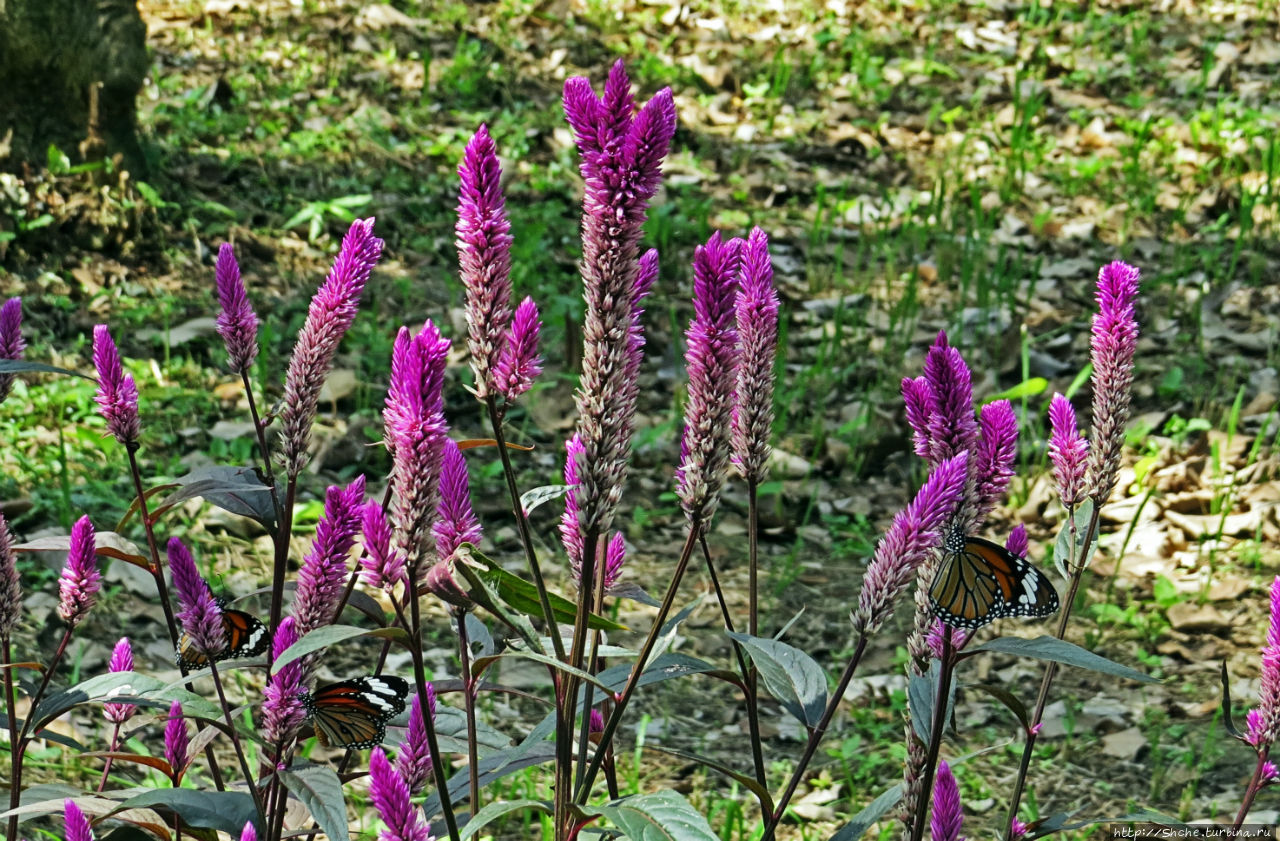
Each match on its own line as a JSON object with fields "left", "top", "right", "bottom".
{"left": 1, "top": 0, "right": 1279, "bottom": 838}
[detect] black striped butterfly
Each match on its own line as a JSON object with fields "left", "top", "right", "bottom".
{"left": 928, "top": 531, "right": 1060, "bottom": 630}
{"left": 175, "top": 598, "right": 270, "bottom": 670}
{"left": 302, "top": 676, "right": 410, "bottom": 749}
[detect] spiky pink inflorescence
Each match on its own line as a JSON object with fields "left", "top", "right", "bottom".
{"left": 731, "top": 227, "right": 779, "bottom": 486}
{"left": 1010, "top": 818, "right": 1029, "bottom": 840}
{"left": 370, "top": 747, "right": 433, "bottom": 841}
{"left": 602, "top": 531, "right": 626, "bottom": 591}
{"left": 64, "top": 799, "right": 94, "bottom": 841}
{"left": 677, "top": 232, "right": 742, "bottom": 522}
{"left": 434, "top": 440, "right": 482, "bottom": 560}
{"left": 493, "top": 296, "right": 542, "bottom": 403}
{"left": 1246, "top": 576, "right": 1280, "bottom": 750}
{"left": 1048, "top": 393, "right": 1089, "bottom": 507}
{"left": 168, "top": 537, "right": 226, "bottom": 659}
{"left": 560, "top": 434, "right": 587, "bottom": 574}
{"left": 852, "top": 453, "right": 968, "bottom": 635}
{"left": 589, "top": 708, "right": 605, "bottom": 734}
{"left": 92, "top": 325, "right": 140, "bottom": 446}
{"left": 293, "top": 476, "right": 366, "bottom": 637}
{"left": 395, "top": 686, "right": 437, "bottom": 796}
{"left": 385, "top": 322, "right": 451, "bottom": 572}
{"left": 908, "top": 333, "right": 979, "bottom": 467}
{"left": 926, "top": 618, "right": 970, "bottom": 659}
{"left": 164, "top": 700, "right": 189, "bottom": 779}
{"left": 104, "top": 637, "right": 137, "bottom": 724}
{"left": 0, "top": 297, "right": 25, "bottom": 403}
{"left": 280, "top": 219, "right": 383, "bottom": 479}
{"left": 215, "top": 243, "right": 260, "bottom": 374}
{"left": 1005, "top": 524, "right": 1029, "bottom": 559}
{"left": 1263, "top": 761, "right": 1279, "bottom": 786}
{"left": 972, "top": 400, "right": 1018, "bottom": 520}
{"left": 57, "top": 516, "right": 100, "bottom": 626}
{"left": 563, "top": 61, "right": 676, "bottom": 543}
{"left": 1086, "top": 260, "right": 1140, "bottom": 505}
{"left": 456, "top": 124, "right": 514, "bottom": 401}
{"left": 361, "top": 502, "right": 406, "bottom": 591}
{"left": 240, "top": 823, "right": 257, "bottom": 841}
{"left": 261, "top": 616, "right": 306, "bottom": 746}
{"left": 0, "top": 513, "right": 19, "bottom": 640}
{"left": 930, "top": 761, "right": 964, "bottom": 841}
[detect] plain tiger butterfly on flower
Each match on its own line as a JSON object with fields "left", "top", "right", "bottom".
{"left": 928, "top": 531, "right": 1059, "bottom": 631}
{"left": 302, "top": 675, "right": 410, "bottom": 749}
{"left": 175, "top": 596, "right": 269, "bottom": 670}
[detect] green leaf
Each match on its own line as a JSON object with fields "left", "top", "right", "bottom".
{"left": 418, "top": 742, "right": 557, "bottom": 820}
{"left": 32, "top": 672, "right": 164, "bottom": 728}
{"left": 519, "top": 484, "right": 570, "bottom": 516}
{"left": 0, "top": 359, "right": 92, "bottom": 379}
{"left": 115, "top": 789, "right": 257, "bottom": 835}
{"left": 281, "top": 764, "right": 347, "bottom": 841}
{"left": 827, "top": 784, "right": 902, "bottom": 840}
{"left": 460, "top": 799, "right": 552, "bottom": 839}
{"left": 972, "top": 636, "right": 1158, "bottom": 683}
{"left": 639, "top": 745, "right": 772, "bottom": 812}
{"left": 1220, "top": 660, "right": 1241, "bottom": 739}
{"left": 989, "top": 377, "right": 1048, "bottom": 402}
{"left": 963, "top": 682, "right": 1029, "bottom": 732}
{"left": 468, "top": 547, "right": 626, "bottom": 632}
{"left": 472, "top": 648, "right": 613, "bottom": 696}
{"left": 727, "top": 632, "right": 827, "bottom": 728}
{"left": 271, "top": 625, "right": 408, "bottom": 675}
{"left": 594, "top": 791, "right": 718, "bottom": 841}
{"left": 1052, "top": 498, "right": 1097, "bottom": 578}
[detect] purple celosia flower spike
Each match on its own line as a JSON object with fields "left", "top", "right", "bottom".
{"left": 563, "top": 62, "right": 676, "bottom": 543}
{"left": 1005, "top": 524, "right": 1029, "bottom": 559}
{"left": 1010, "top": 818, "right": 1029, "bottom": 840}
{"left": 1086, "top": 260, "right": 1140, "bottom": 506}
{"left": 57, "top": 516, "right": 101, "bottom": 626}
{"left": 280, "top": 218, "right": 383, "bottom": 479}
{"left": 0, "top": 513, "right": 20, "bottom": 641}
{"left": 852, "top": 452, "right": 968, "bottom": 635}
{"left": 395, "top": 685, "right": 437, "bottom": 796}
{"left": 902, "top": 332, "right": 979, "bottom": 468}
{"left": 168, "top": 537, "right": 226, "bottom": 661}
{"left": 261, "top": 616, "right": 306, "bottom": 746}
{"left": 1048, "top": 393, "right": 1089, "bottom": 508}
{"left": 293, "top": 475, "right": 367, "bottom": 637}
{"left": 494, "top": 296, "right": 542, "bottom": 404}
{"left": 361, "top": 502, "right": 407, "bottom": 591}
{"left": 370, "top": 747, "right": 433, "bottom": 841}
{"left": 434, "top": 440, "right": 482, "bottom": 560}
{"left": 732, "top": 227, "right": 780, "bottom": 487}
{"left": 560, "top": 434, "right": 586, "bottom": 578}
{"left": 971, "top": 399, "right": 1018, "bottom": 521}
{"left": 602, "top": 531, "right": 626, "bottom": 592}
{"left": 0, "top": 297, "right": 25, "bottom": 404}
{"left": 1246, "top": 576, "right": 1280, "bottom": 751}
{"left": 930, "top": 761, "right": 964, "bottom": 841}
{"left": 457, "top": 124, "right": 514, "bottom": 401}
{"left": 164, "top": 700, "right": 190, "bottom": 780}
{"left": 385, "top": 322, "right": 451, "bottom": 570}
{"left": 104, "top": 637, "right": 137, "bottom": 724}
{"left": 589, "top": 707, "right": 605, "bottom": 735}
{"left": 677, "top": 232, "right": 743, "bottom": 522}
{"left": 64, "top": 799, "right": 95, "bottom": 841}
{"left": 215, "top": 243, "right": 260, "bottom": 374}
{"left": 92, "top": 325, "right": 140, "bottom": 447}
{"left": 240, "top": 822, "right": 257, "bottom": 841}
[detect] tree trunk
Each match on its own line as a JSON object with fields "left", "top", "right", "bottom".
{"left": 0, "top": 0, "right": 148, "bottom": 174}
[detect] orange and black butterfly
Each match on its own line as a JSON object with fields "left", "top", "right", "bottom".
{"left": 928, "top": 531, "right": 1059, "bottom": 630}
{"left": 302, "top": 676, "right": 410, "bottom": 749}
{"left": 175, "top": 597, "right": 270, "bottom": 671}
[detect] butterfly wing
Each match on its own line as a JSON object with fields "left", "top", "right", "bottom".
{"left": 175, "top": 609, "right": 268, "bottom": 670}
{"left": 304, "top": 676, "right": 410, "bottom": 750}
{"left": 929, "top": 537, "right": 1059, "bottom": 630}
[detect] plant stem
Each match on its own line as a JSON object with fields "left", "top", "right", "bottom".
{"left": 761, "top": 634, "right": 868, "bottom": 841}
{"left": 97, "top": 721, "right": 123, "bottom": 793}
{"left": 267, "top": 478, "right": 298, "bottom": 653}
{"left": 556, "top": 527, "right": 598, "bottom": 839}
{"left": 908, "top": 631, "right": 956, "bottom": 841}
{"left": 125, "top": 445, "right": 180, "bottom": 647}
{"left": 408, "top": 581, "right": 460, "bottom": 841}
{"left": 457, "top": 611, "right": 481, "bottom": 813}
{"left": 4, "top": 638, "right": 20, "bottom": 841}
{"left": 7, "top": 626, "right": 72, "bottom": 841}
{"left": 242, "top": 369, "right": 286, "bottom": 540}
{"left": 575, "top": 525, "right": 701, "bottom": 802}
{"left": 208, "top": 661, "right": 266, "bottom": 825}
{"left": 1234, "top": 750, "right": 1272, "bottom": 828}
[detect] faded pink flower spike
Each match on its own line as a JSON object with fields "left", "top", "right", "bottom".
{"left": 395, "top": 686, "right": 437, "bottom": 796}
{"left": 1086, "top": 260, "right": 1140, "bottom": 505}
{"left": 560, "top": 434, "right": 586, "bottom": 575}
{"left": 168, "top": 537, "right": 226, "bottom": 661}
{"left": 215, "top": 243, "right": 260, "bottom": 374}
{"left": 57, "top": 516, "right": 101, "bottom": 626}
{"left": 0, "top": 513, "right": 19, "bottom": 641}
{"left": 280, "top": 218, "right": 383, "bottom": 479}
{"left": 293, "top": 476, "right": 367, "bottom": 637}
{"left": 678, "top": 232, "right": 742, "bottom": 522}
{"left": 732, "top": 227, "right": 780, "bottom": 486}
{"left": 1246, "top": 576, "right": 1280, "bottom": 750}
{"left": 0, "top": 297, "right": 25, "bottom": 404}
{"left": 104, "top": 637, "right": 137, "bottom": 724}
{"left": 493, "top": 296, "right": 542, "bottom": 403}
{"left": 370, "top": 747, "right": 433, "bottom": 841}
{"left": 261, "top": 616, "right": 306, "bottom": 746}
{"left": 563, "top": 61, "right": 676, "bottom": 542}
{"left": 434, "top": 440, "right": 481, "bottom": 560}
{"left": 64, "top": 799, "right": 95, "bottom": 841}
{"left": 92, "top": 325, "right": 140, "bottom": 446}
{"left": 457, "top": 124, "right": 514, "bottom": 401}
{"left": 930, "top": 761, "right": 964, "bottom": 841}
{"left": 1048, "top": 393, "right": 1089, "bottom": 508}
{"left": 164, "top": 700, "right": 189, "bottom": 780}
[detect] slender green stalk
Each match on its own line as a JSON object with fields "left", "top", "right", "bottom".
{"left": 96, "top": 721, "right": 123, "bottom": 793}
{"left": 457, "top": 611, "right": 481, "bottom": 813}
{"left": 8, "top": 626, "right": 73, "bottom": 841}
{"left": 908, "top": 631, "right": 956, "bottom": 841}
{"left": 241, "top": 369, "right": 286, "bottom": 538}
{"left": 207, "top": 661, "right": 266, "bottom": 825}
{"left": 761, "top": 634, "right": 868, "bottom": 841}
{"left": 1234, "top": 751, "right": 1272, "bottom": 828}
{"left": 124, "top": 445, "right": 180, "bottom": 647}
{"left": 4, "top": 639, "right": 21, "bottom": 841}
{"left": 408, "top": 582, "right": 460, "bottom": 841}
{"left": 556, "top": 527, "right": 599, "bottom": 839}
{"left": 267, "top": 479, "right": 297, "bottom": 653}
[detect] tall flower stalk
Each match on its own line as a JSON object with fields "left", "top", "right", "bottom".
{"left": 1235, "top": 576, "right": 1280, "bottom": 827}
{"left": 0, "top": 297, "right": 25, "bottom": 404}
{"left": 1003, "top": 261, "right": 1140, "bottom": 838}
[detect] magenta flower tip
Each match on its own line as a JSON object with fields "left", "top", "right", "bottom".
{"left": 57, "top": 516, "right": 101, "bottom": 626}
{"left": 1086, "top": 260, "right": 1140, "bottom": 505}
{"left": 1048, "top": 393, "right": 1089, "bottom": 507}
{"left": 732, "top": 227, "right": 780, "bottom": 486}
{"left": 104, "top": 637, "right": 137, "bottom": 723}
{"left": 1005, "top": 524, "right": 1029, "bottom": 559}
{"left": 294, "top": 476, "right": 367, "bottom": 635}
{"left": 1011, "top": 817, "right": 1029, "bottom": 839}
{"left": 92, "top": 325, "right": 140, "bottom": 446}
{"left": 164, "top": 700, "right": 189, "bottom": 777}
{"left": 395, "top": 687, "right": 437, "bottom": 796}
{"left": 64, "top": 799, "right": 94, "bottom": 841}
{"left": 929, "top": 760, "right": 963, "bottom": 841}
{"left": 493, "top": 296, "right": 542, "bottom": 403}
{"left": 240, "top": 822, "right": 257, "bottom": 841}
{"left": 168, "top": 537, "right": 227, "bottom": 659}
{"left": 0, "top": 296, "right": 25, "bottom": 403}
{"left": 371, "top": 746, "right": 431, "bottom": 841}
{"left": 434, "top": 440, "right": 482, "bottom": 560}
{"left": 215, "top": 243, "right": 260, "bottom": 373}
{"left": 361, "top": 502, "right": 406, "bottom": 591}
{"left": 262, "top": 616, "right": 306, "bottom": 745}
